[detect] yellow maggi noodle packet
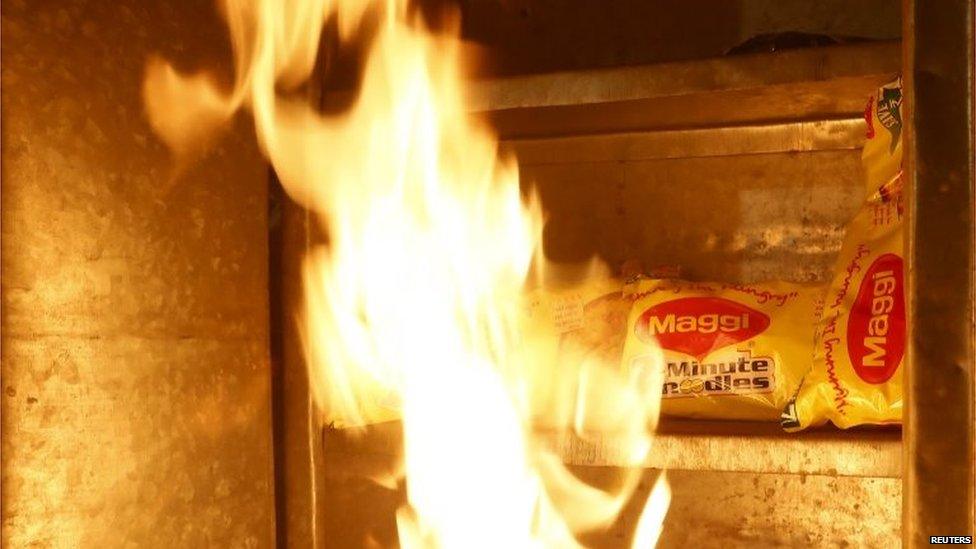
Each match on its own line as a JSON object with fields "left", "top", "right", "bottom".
{"left": 782, "top": 77, "right": 905, "bottom": 431}
{"left": 622, "top": 278, "right": 824, "bottom": 421}
{"left": 522, "top": 278, "right": 628, "bottom": 355}
{"left": 520, "top": 275, "right": 632, "bottom": 426}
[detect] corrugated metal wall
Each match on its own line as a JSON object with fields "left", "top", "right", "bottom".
{"left": 1, "top": 1, "right": 275, "bottom": 546}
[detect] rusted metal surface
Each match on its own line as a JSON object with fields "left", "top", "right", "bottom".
{"left": 903, "top": 0, "right": 976, "bottom": 544}
{"left": 1, "top": 1, "right": 275, "bottom": 546}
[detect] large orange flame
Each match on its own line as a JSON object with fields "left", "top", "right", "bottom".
{"left": 144, "top": 0, "right": 668, "bottom": 546}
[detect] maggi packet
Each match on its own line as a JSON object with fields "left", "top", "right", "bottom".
{"left": 520, "top": 275, "right": 632, "bottom": 427}
{"left": 782, "top": 77, "right": 905, "bottom": 431}
{"left": 622, "top": 278, "right": 824, "bottom": 421}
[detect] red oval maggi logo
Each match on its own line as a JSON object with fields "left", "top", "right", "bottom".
{"left": 635, "top": 297, "right": 770, "bottom": 360}
{"left": 847, "top": 253, "right": 905, "bottom": 384}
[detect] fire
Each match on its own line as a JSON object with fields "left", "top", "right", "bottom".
{"left": 144, "top": 0, "right": 668, "bottom": 546}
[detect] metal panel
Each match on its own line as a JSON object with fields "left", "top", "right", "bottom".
{"left": 542, "top": 422, "right": 901, "bottom": 478}
{"left": 630, "top": 469, "right": 900, "bottom": 548}
{"left": 469, "top": 42, "right": 900, "bottom": 111}
{"left": 270, "top": 185, "right": 327, "bottom": 548}
{"left": 0, "top": 1, "right": 275, "bottom": 546}
{"left": 516, "top": 122, "right": 866, "bottom": 283}
{"left": 903, "top": 0, "right": 976, "bottom": 544}
{"left": 317, "top": 428, "right": 903, "bottom": 549}
{"left": 507, "top": 119, "right": 866, "bottom": 164}
{"left": 469, "top": 42, "right": 900, "bottom": 138}
{"left": 325, "top": 419, "right": 901, "bottom": 479}
{"left": 460, "top": 0, "right": 900, "bottom": 78}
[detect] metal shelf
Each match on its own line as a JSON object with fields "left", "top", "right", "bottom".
{"left": 465, "top": 41, "right": 901, "bottom": 138}
{"left": 541, "top": 420, "right": 901, "bottom": 478}
{"left": 322, "top": 419, "right": 901, "bottom": 479}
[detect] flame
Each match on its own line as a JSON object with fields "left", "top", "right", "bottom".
{"left": 632, "top": 472, "right": 672, "bottom": 548}
{"left": 144, "top": 0, "right": 668, "bottom": 546}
